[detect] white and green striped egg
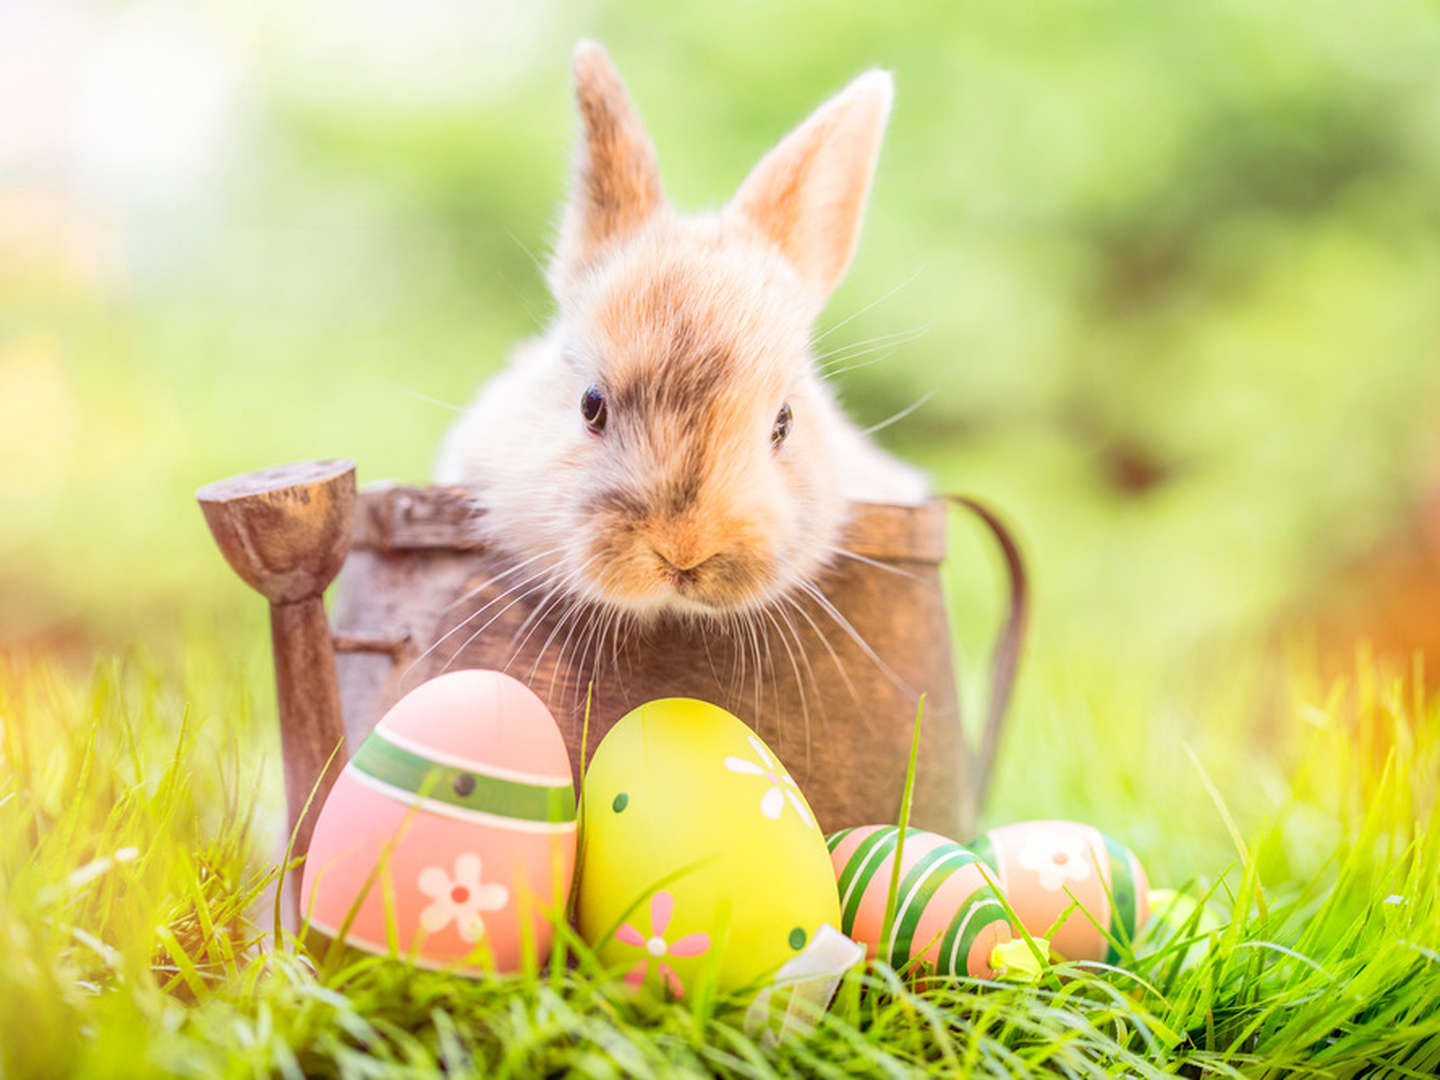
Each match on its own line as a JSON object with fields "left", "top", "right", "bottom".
{"left": 826, "top": 826, "right": 1017, "bottom": 979}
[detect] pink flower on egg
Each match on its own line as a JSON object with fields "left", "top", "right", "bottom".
{"left": 724, "top": 735, "right": 813, "bottom": 826}
{"left": 615, "top": 890, "right": 711, "bottom": 997}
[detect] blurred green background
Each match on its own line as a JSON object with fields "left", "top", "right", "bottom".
{"left": 4, "top": 0, "right": 1440, "bottom": 859}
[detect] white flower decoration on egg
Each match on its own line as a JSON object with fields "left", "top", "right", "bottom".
{"left": 724, "top": 735, "right": 813, "bottom": 826}
{"left": 417, "top": 853, "right": 509, "bottom": 943}
{"left": 1015, "top": 829, "right": 1094, "bottom": 893}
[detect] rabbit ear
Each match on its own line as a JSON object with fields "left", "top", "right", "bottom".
{"left": 550, "top": 41, "right": 665, "bottom": 290}
{"left": 729, "top": 70, "right": 893, "bottom": 306}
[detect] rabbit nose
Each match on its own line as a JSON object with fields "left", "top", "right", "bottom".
{"left": 650, "top": 540, "right": 714, "bottom": 574}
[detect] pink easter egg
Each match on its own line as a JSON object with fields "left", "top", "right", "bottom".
{"left": 300, "top": 670, "right": 577, "bottom": 974}
{"left": 967, "top": 820, "right": 1149, "bottom": 963}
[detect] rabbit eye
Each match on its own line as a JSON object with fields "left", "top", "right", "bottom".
{"left": 581, "top": 384, "right": 608, "bottom": 433}
{"left": 771, "top": 402, "right": 793, "bottom": 449}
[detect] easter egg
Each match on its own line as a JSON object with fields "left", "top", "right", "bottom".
{"left": 300, "top": 669, "right": 577, "bottom": 973}
{"left": 826, "top": 826, "right": 1015, "bottom": 979}
{"left": 966, "top": 820, "right": 1149, "bottom": 963}
{"left": 577, "top": 698, "right": 841, "bottom": 997}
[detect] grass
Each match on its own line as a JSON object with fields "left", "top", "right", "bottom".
{"left": 2, "top": 643, "right": 1437, "bottom": 1078}
{"left": 7, "top": 4, "right": 1440, "bottom": 1073}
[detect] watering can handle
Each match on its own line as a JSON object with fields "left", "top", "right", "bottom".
{"left": 945, "top": 495, "right": 1029, "bottom": 821}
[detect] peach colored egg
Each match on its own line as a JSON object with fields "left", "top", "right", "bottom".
{"left": 300, "top": 670, "right": 577, "bottom": 974}
{"left": 966, "top": 820, "right": 1149, "bottom": 963}
{"left": 827, "top": 826, "right": 1015, "bottom": 979}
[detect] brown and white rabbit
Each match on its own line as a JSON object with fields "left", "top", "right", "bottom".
{"left": 436, "top": 41, "right": 927, "bottom": 620}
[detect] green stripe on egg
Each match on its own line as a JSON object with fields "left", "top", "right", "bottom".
{"left": 887, "top": 845, "right": 978, "bottom": 968}
{"left": 967, "top": 833, "right": 997, "bottom": 874}
{"left": 837, "top": 827, "right": 903, "bottom": 934}
{"left": 945, "top": 893, "right": 1006, "bottom": 977}
{"left": 835, "top": 827, "right": 894, "bottom": 900}
{"left": 1103, "top": 834, "right": 1139, "bottom": 964}
{"left": 351, "top": 730, "right": 576, "bottom": 823}
{"left": 826, "top": 826, "right": 855, "bottom": 854}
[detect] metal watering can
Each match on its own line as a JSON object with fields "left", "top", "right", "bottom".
{"left": 197, "top": 459, "right": 1026, "bottom": 902}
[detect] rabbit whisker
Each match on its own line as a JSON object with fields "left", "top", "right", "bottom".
{"left": 549, "top": 596, "right": 595, "bottom": 716}
{"left": 527, "top": 594, "right": 592, "bottom": 686}
{"left": 810, "top": 268, "right": 924, "bottom": 344}
{"left": 558, "top": 600, "right": 603, "bottom": 708}
{"left": 815, "top": 321, "right": 932, "bottom": 365}
{"left": 797, "top": 579, "right": 915, "bottom": 696}
{"left": 403, "top": 554, "right": 564, "bottom": 678}
{"left": 761, "top": 605, "right": 808, "bottom": 767}
{"left": 439, "top": 546, "right": 565, "bottom": 615}
{"left": 501, "top": 556, "right": 601, "bottom": 673}
{"left": 861, "top": 390, "right": 935, "bottom": 436}
{"left": 379, "top": 378, "right": 465, "bottom": 413}
{"left": 822, "top": 348, "right": 902, "bottom": 381}
{"left": 827, "top": 546, "right": 919, "bottom": 580}
{"left": 436, "top": 571, "right": 562, "bottom": 675}
{"left": 779, "top": 590, "right": 863, "bottom": 711}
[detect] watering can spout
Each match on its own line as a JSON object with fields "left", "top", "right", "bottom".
{"left": 196, "top": 459, "right": 358, "bottom": 924}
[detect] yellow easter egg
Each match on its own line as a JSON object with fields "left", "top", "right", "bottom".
{"left": 577, "top": 698, "right": 841, "bottom": 997}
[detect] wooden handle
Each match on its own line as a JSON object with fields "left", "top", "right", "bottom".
{"left": 196, "top": 459, "right": 357, "bottom": 604}
{"left": 271, "top": 597, "right": 348, "bottom": 858}
{"left": 196, "top": 459, "right": 358, "bottom": 925}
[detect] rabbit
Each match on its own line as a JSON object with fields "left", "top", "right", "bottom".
{"left": 436, "top": 41, "right": 927, "bottom": 622}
